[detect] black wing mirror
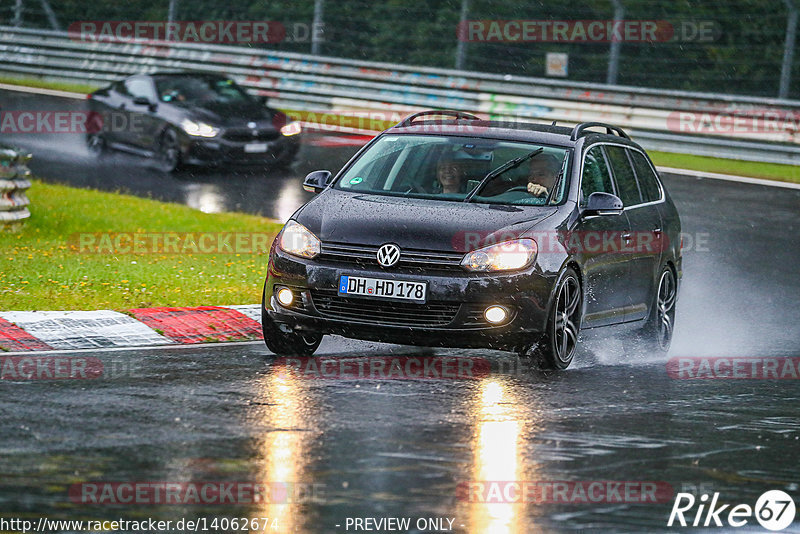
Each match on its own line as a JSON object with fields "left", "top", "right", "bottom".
{"left": 256, "top": 95, "right": 268, "bottom": 106}
{"left": 303, "top": 170, "right": 332, "bottom": 194}
{"left": 583, "top": 192, "right": 623, "bottom": 216}
{"left": 132, "top": 96, "right": 156, "bottom": 111}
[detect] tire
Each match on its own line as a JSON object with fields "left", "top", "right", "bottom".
{"left": 536, "top": 267, "right": 582, "bottom": 370}
{"left": 157, "top": 128, "right": 182, "bottom": 173}
{"left": 86, "top": 132, "right": 107, "bottom": 158}
{"left": 261, "top": 286, "right": 322, "bottom": 357}
{"left": 639, "top": 266, "right": 677, "bottom": 355}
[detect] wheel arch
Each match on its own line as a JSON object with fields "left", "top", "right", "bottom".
{"left": 544, "top": 259, "right": 583, "bottom": 320}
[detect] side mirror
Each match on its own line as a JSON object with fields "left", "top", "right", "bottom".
{"left": 256, "top": 95, "right": 268, "bottom": 106}
{"left": 303, "top": 170, "right": 332, "bottom": 194}
{"left": 583, "top": 192, "right": 623, "bottom": 216}
{"left": 132, "top": 96, "right": 156, "bottom": 111}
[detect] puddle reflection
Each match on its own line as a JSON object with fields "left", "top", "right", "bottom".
{"left": 250, "top": 371, "right": 317, "bottom": 533}
{"left": 465, "top": 377, "right": 539, "bottom": 533}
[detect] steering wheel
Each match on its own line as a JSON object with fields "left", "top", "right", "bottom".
{"left": 506, "top": 186, "right": 530, "bottom": 192}
{"left": 403, "top": 182, "right": 427, "bottom": 194}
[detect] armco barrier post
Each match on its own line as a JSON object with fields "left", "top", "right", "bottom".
{"left": 780, "top": 0, "right": 798, "bottom": 99}
{"left": 606, "top": 0, "right": 625, "bottom": 85}
{"left": 0, "top": 145, "right": 33, "bottom": 227}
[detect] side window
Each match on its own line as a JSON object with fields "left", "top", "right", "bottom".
{"left": 605, "top": 145, "right": 642, "bottom": 207}
{"left": 124, "top": 78, "right": 155, "bottom": 101}
{"left": 581, "top": 145, "right": 614, "bottom": 205}
{"left": 114, "top": 81, "right": 128, "bottom": 95}
{"left": 629, "top": 150, "right": 662, "bottom": 203}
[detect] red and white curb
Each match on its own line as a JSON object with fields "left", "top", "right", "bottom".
{"left": 0, "top": 305, "right": 262, "bottom": 352}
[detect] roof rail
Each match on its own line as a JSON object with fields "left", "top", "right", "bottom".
{"left": 570, "top": 122, "right": 630, "bottom": 141}
{"left": 396, "top": 110, "right": 480, "bottom": 128}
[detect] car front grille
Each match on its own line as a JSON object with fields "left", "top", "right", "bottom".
{"left": 462, "top": 305, "right": 490, "bottom": 326}
{"left": 310, "top": 289, "right": 460, "bottom": 327}
{"left": 319, "top": 242, "right": 465, "bottom": 272}
{"left": 223, "top": 128, "right": 280, "bottom": 142}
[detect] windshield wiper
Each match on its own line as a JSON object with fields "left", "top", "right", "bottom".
{"left": 463, "top": 148, "right": 543, "bottom": 202}
{"left": 543, "top": 153, "right": 569, "bottom": 205}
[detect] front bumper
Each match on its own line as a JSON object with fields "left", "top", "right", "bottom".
{"left": 183, "top": 134, "right": 300, "bottom": 166}
{"left": 263, "top": 247, "right": 556, "bottom": 351}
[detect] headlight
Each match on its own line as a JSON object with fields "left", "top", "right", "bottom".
{"left": 280, "top": 122, "right": 302, "bottom": 136}
{"left": 278, "top": 220, "right": 320, "bottom": 258}
{"left": 180, "top": 119, "right": 219, "bottom": 138}
{"left": 461, "top": 239, "right": 537, "bottom": 272}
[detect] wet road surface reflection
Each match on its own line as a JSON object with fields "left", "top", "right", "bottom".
{"left": 1, "top": 341, "right": 798, "bottom": 532}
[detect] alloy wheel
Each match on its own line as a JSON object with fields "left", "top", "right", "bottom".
{"left": 553, "top": 274, "right": 581, "bottom": 364}
{"left": 656, "top": 269, "right": 677, "bottom": 350}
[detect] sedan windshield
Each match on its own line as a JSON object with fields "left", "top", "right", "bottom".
{"left": 155, "top": 77, "right": 252, "bottom": 105}
{"left": 335, "top": 135, "right": 570, "bottom": 205}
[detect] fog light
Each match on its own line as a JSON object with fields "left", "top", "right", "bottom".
{"left": 277, "top": 288, "right": 294, "bottom": 307}
{"left": 484, "top": 305, "right": 508, "bottom": 324}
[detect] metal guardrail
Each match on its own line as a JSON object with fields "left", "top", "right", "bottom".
{"left": 1, "top": 25, "right": 800, "bottom": 164}
{"left": 0, "top": 145, "right": 32, "bottom": 224}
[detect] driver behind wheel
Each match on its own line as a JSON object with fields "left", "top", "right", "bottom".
{"left": 526, "top": 153, "right": 562, "bottom": 197}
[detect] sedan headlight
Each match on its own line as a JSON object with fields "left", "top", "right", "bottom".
{"left": 278, "top": 220, "right": 320, "bottom": 258}
{"left": 461, "top": 239, "right": 537, "bottom": 272}
{"left": 180, "top": 119, "right": 219, "bottom": 138}
{"left": 280, "top": 122, "right": 302, "bottom": 136}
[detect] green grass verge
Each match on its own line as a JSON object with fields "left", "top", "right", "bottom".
{"left": 648, "top": 151, "right": 800, "bottom": 184}
{"left": 0, "top": 180, "right": 283, "bottom": 311}
{"left": 0, "top": 76, "right": 97, "bottom": 95}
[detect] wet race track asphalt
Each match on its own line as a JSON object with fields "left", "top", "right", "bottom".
{"left": 2, "top": 88, "right": 800, "bottom": 532}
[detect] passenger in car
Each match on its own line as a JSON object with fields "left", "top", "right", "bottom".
{"left": 436, "top": 159, "right": 469, "bottom": 194}
{"left": 526, "top": 154, "right": 562, "bottom": 197}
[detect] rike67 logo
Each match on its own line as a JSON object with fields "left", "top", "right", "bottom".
{"left": 668, "top": 490, "right": 796, "bottom": 531}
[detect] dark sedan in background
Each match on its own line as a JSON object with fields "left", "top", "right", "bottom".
{"left": 86, "top": 72, "right": 301, "bottom": 171}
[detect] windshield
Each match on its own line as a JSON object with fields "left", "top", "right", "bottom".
{"left": 335, "top": 135, "right": 570, "bottom": 205}
{"left": 155, "top": 77, "right": 253, "bottom": 105}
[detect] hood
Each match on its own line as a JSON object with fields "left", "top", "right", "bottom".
{"left": 296, "top": 189, "right": 557, "bottom": 253}
{"left": 180, "top": 101, "right": 275, "bottom": 128}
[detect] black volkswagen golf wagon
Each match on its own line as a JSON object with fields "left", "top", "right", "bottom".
{"left": 261, "top": 111, "right": 681, "bottom": 369}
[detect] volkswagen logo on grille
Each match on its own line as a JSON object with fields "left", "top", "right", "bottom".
{"left": 376, "top": 243, "right": 401, "bottom": 267}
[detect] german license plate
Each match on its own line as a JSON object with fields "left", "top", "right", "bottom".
{"left": 244, "top": 142, "right": 268, "bottom": 153}
{"left": 338, "top": 275, "right": 426, "bottom": 302}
